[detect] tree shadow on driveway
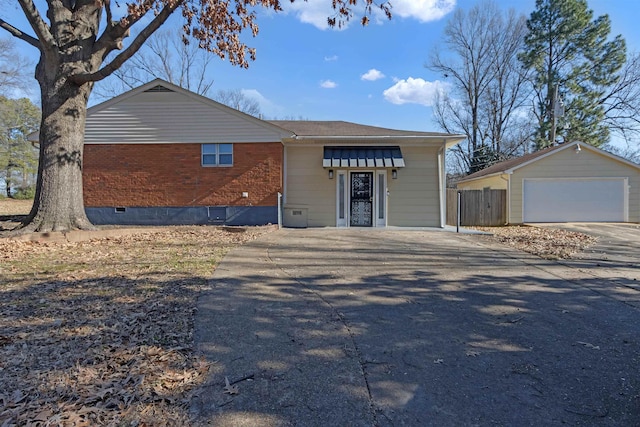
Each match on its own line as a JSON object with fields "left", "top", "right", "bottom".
{"left": 192, "top": 229, "right": 640, "bottom": 426}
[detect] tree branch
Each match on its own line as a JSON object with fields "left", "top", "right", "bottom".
{"left": 71, "top": 2, "right": 181, "bottom": 85}
{"left": 0, "top": 19, "right": 41, "bottom": 49}
{"left": 17, "top": 0, "right": 56, "bottom": 51}
{"left": 104, "top": 0, "right": 113, "bottom": 26}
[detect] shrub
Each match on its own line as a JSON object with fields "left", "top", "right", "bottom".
{"left": 13, "top": 187, "right": 36, "bottom": 200}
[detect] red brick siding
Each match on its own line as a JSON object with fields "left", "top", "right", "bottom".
{"left": 83, "top": 143, "right": 283, "bottom": 207}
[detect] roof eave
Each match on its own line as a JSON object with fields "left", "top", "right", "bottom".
{"left": 284, "top": 134, "right": 466, "bottom": 145}
{"left": 457, "top": 170, "right": 507, "bottom": 184}
{"left": 444, "top": 135, "right": 467, "bottom": 149}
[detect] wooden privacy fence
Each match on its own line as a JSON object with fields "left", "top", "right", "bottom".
{"left": 446, "top": 188, "right": 507, "bottom": 226}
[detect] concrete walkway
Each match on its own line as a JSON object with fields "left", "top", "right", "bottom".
{"left": 191, "top": 228, "right": 640, "bottom": 426}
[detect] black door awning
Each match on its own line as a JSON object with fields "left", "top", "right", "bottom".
{"left": 322, "top": 146, "right": 405, "bottom": 168}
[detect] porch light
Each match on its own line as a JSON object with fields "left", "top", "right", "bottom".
{"left": 392, "top": 169, "right": 398, "bottom": 179}
{"left": 328, "top": 169, "right": 334, "bottom": 179}
{"left": 575, "top": 144, "right": 581, "bottom": 154}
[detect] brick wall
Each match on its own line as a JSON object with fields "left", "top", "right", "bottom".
{"left": 83, "top": 142, "right": 283, "bottom": 207}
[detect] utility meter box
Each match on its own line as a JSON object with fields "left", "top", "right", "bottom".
{"left": 283, "top": 205, "right": 308, "bottom": 228}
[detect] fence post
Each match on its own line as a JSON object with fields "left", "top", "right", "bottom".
{"left": 456, "top": 190, "right": 461, "bottom": 233}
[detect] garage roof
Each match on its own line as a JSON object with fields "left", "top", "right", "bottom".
{"left": 458, "top": 141, "right": 640, "bottom": 183}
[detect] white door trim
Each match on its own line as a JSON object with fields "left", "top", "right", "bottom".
{"left": 375, "top": 170, "right": 387, "bottom": 227}
{"left": 336, "top": 170, "right": 348, "bottom": 227}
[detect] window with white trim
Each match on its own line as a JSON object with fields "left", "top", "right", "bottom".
{"left": 202, "top": 143, "right": 233, "bottom": 166}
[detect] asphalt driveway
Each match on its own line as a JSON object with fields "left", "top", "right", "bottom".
{"left": 192, "top": 228, "right": 640, "bottom": 426}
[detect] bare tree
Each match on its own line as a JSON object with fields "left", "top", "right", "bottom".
{"left": 482, "top": 9, "right": 533, "bottom": 156}
{"left": 93, "top": 28, "right": 215, "bottom": 100}
{"left": 429, "top": 1, "right": 532, "bottom": 174}
{"left": 95, "top": 29, "right": 261, "bottom": 116}
{"left": 603, "top": 142, "right": 640, "bottom": 164}
{"left": 213, "top": 89, "right": 261, "bottom": 116}
{"left": 601, "top": 51, "right": 640, "bottom": 144}
{"left": 0, "top": 38, "right": 34, "bottom": 96}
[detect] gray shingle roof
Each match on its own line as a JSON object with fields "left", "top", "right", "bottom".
{"left": 459, "top": 144, "right": 566, "bottom": 182}
{"left": 268, "top": 120, "right": 454, "bottom": 137}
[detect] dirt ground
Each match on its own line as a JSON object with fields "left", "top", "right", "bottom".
{"left": 0, "top": 198, "right": 33, "bottom": 215}
{"left": 0, "top": 199, "right": 600, "bottom": 425}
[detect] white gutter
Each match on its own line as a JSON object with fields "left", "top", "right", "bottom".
{"left": 283, "top": 146, "right": 288, "bottom": 205}
{"left": 438, "top": 145, "right": 446, "bottom": 228}
{"left": 285, "top": 135, "right": 467, "bottom": 143}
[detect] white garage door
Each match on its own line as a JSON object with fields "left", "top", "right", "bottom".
{"left": 523, "top": 178, "right": 627, "bottom": 222}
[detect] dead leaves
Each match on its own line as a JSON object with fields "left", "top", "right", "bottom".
{"left": 474, "top": 225, "right": 597, "bottom": 259}
{"left": 0, "top": 225, "right": 274, "bottom": 426}
{"left": 223, "top": 376, "right": 239, "bottom": 395}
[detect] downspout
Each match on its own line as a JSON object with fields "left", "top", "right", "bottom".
{"left": 438, "top": 144, "right": 446, "bottom": 228}
{"left": 501, "top": 173, "right": 511, "bottom": 225}
{"left": 282, "top": 141, "right": 289, "bottom": 205}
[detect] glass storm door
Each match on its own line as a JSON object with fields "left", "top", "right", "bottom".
{"left": 350, "top": 172, "right": 373, "bottom": 227}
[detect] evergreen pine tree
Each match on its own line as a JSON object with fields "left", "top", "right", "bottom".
{"left": 520, "top": 0, "right": 626, "bottom": 149}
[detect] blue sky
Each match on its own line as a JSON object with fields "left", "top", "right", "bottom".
{"left": 2, "top": 0, "right": 639, "bottom": 133}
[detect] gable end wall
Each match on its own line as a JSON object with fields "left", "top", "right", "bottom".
{"left": 509, "top": 148, "right": 640, "bottom": 223}
{"left": 85, "top": 91, "right": 288, "bottom": 144}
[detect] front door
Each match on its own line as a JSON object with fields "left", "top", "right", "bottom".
{"left": 350, "top": 172, "right": 373, "bottom": 226}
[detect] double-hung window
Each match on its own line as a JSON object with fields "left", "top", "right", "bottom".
{"left": 202, "top": 143, "right": 233, "bottom": 166}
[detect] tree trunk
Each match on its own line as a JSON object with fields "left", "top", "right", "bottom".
{"left": 19, "top": 68, "right": 96, "bottom": 233}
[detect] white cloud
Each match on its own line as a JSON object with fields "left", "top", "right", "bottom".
{"left": 283, "top": 1, "right": 337, "bottom": 30}
{"left": 320, "top": 80, "right": 338, "bottom": 89}
{"left": 392, "top": 0, "right": 457, "bottom": 22}
{"left": 283, "top": 0, "right": 455, "bottom": 30}
{"left": 240, "top": 89, "right": 285, "bottom": 117}
{"left": 324, "top": 55, "right": 339, "bottom": 62}
{"left": 383, "top": 77, "right": 448, "bottom": 106}
{"left": 361, "top": 69, "right": 386, "bottom": 81}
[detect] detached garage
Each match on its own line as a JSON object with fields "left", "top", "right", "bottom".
{"left": 457, "top": 141, "right": 640, "bottom": 223}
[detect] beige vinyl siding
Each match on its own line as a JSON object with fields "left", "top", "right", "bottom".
{"left": 458, "top": 174, "right": 508, "bottom": 190}
{"left": 509, "top": 147, "right": 640, "bottom": 223}
{"left": 286, "top": 146, "right": 336, "bottom": 227}
{"left": 387, "top": 146, "right": 441, "bottom": 227}
{"left": 285, "top": 144, "right": 444, "bottom": 227}
{"left": 85, "top": 91, "right": 286, "bottom": 144}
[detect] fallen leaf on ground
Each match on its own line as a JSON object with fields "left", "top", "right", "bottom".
{"left": 0, "top": 224, "right": 275, "bottom": 425}
{"left": 576, "top": 341, "right": 600, "bottom": 350}
{"left": 223, "top": 377, "right": 239, "bottom": 395}
{"left": 473, "top": 225, "right": 597, "bottom": 260}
